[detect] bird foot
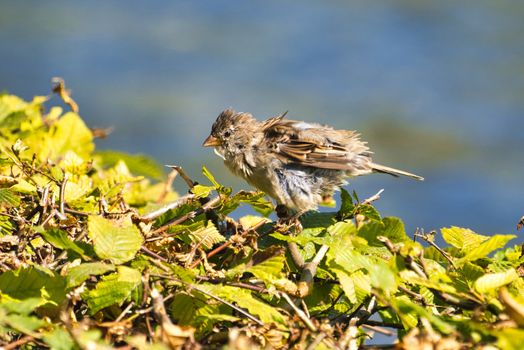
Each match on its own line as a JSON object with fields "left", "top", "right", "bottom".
{"left": 275, "top": 205, "right": 304, "bottom": 233}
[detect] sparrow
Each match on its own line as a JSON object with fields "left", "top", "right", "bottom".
{"left": 203, "top": 108, "right": 423, "bottom": 213}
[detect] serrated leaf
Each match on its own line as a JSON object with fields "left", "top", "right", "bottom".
{"left": 26, "top": 112, "right": 94, "bottom": 162}
{"left": 202, "top": 166, "right": 220, "bottom": 188}
{"left": 246, "top": 255, "right": 285, "bottom": 284}
{"left": 66, "top": 262, "right": 115, "bottom": 288}
{"left": 203, "top": 285, "right": 285, "bottom": 324}
{"left": 239, "top": 215, "right": 271, "bottom": 230}
{"left": 441, "top": 226, "right": 488, "bottom": 251}
{"left": 4, "top": 313, "right": 47, "bottom": 336}
{"left": 327, "top": 221, "right": 357, "bottom": 237}
{"left": 83, "top": 266, "right": 141, "bottom": 314}
{"left": 474, "top": 268, "right": 518, "bottom": 293}
{"left": 0, "top": 188, "right": 20, "bottom": 207}
{"left": 182, "top": 221, "right": 225, "bottom": 250}
{"left": 191, "top": 184, "right": 214, "bottom": 198}
{"left": 300, "top": 212, "right": 337, "bottom": 229}
{"left": 459, "top": 234, "right": 516, "bottom": 265}
{"left": 88, "top": 215, "right": 143, "bottom": 264}
{"left": 0, "top": 266, "right": 66, "bottom": 307}
{"left": 460, "top": 262, "right": 485, "bottom": 284}
{"left": 36, "top": 227, "right": 88, "bottom": 259}
{"left": 337, "top": 188, "right": 355, "bottom": 219}
{"left": 171, "top": 292, "right": 206, "bottom": 325}
{"left": 43, "top": 327, "right": 75, "bottom": 350}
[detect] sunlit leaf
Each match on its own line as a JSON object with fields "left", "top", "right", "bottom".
{"left": 83, "top": 266, "right": 142, "bottom": 314}
{"left": 88, "top": 215, "right": 143, "bottom": 264}
{"left": 474, "top": 268, "right": 518, "bottom": 293}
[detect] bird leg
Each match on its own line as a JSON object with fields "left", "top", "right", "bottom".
{"left": 275, "top": 204, "right": 305, "bottom": 232}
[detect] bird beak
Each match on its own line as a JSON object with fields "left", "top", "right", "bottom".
{"left": 203, "top": 135, "right": 221, "bottom": 147}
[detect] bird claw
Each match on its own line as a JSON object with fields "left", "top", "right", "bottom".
{"left": 275, "top": 205, "right": 305, "bottom": 232}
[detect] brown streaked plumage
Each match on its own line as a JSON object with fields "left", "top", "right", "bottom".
{"left": 203, "top": 108, "right": 423, "bottom": 212}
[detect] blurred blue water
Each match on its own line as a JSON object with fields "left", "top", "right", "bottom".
{"left": 1, "top": 0, "right": 523, "bottom": 238}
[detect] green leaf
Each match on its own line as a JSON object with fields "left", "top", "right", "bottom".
{"left": 337, "top": 188, "right": 355, "bottom": 219}
{"left": 202, "top": 166, "right": 220, "bottom": 188}
{"left": 246, "top": 255, "right": 286, "bottom": 286}
{"left": 83, "top": 266, "right": 141, "bottom": 314}
{"left": 458, "top": 234, "right": 516, "bottom": 265}
{"left": 0, "top": 266, "right": 66, "bottom": 307}
{"left": 170, "top": 292, "right": 209, "bottom": 325}
{"left": 203, "top": 285, "right": 285, "bottom": 324}
{"left": 441, "top": 226, "right": 488, "bottom": 251}
{"left": 26, "top": 112, "right": 94, "bottom": 162}
{"left": 37, "top": 227, "right": 88, "bottom": 258}
{"left": 66, "top": 262, "right": 115, "bottom": 289}
{"left": 96, "top": 150, "right": 165, "bottom": 180}
{"left": 474, "top": 268, "right": 519, "bottom": 293}
{"left": 382, "top": 217, "right": 409, "bottom": 242}
{"left": 88, "top": 215, "right": 143, "bottom": 264}
{"left": 43, "top": 327, "right": 76, "bottom": 350}
{"left": 327, "top": 221, "right": 357, "bottom": 237}
{"left": 191, "top": 184, "right": 214, "bottom": 198}
{"left": 3, "top": 313, "right": 47, "bottom": 336}
{"left": 0, "top": 188, "right": 20, "bottom": 207}
{"left": 181, "top": 221, "right": 225, "bottom": 250}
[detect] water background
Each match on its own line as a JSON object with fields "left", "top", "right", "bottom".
{"left": 1, "top": 1, "right": 523, "bottom": 239}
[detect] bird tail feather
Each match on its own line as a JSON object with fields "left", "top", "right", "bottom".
{"left": 371, "top": 163, "right": 424, "bottom": 181}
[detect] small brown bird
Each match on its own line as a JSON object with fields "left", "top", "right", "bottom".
{"left": 203, "top": 108, "right": 423, "bottom": 213}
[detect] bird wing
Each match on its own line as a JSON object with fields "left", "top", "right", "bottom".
{"left": 263, "top": 118, "right": 372, "bottom": 171}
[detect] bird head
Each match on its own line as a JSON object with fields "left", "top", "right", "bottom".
{"left": 203, "top": 108, "right": 257, "bottom": 159}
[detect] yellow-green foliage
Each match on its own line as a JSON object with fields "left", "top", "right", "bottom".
{"left": 1, "top": 93, "right": 524, "bottom": 349}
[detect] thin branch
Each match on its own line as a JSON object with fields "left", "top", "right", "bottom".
{"left": 414, "top": 230, "right": 456, "bottom": 270}
{"left": 361, "top": 188, "right": 384, "bottom": 205}
{"left": 298, "top": 244, "right": 329, "bottom": 297}
{"left": 166, "top": 165, "right": 196, "bottom": 189}
{"left": 281, "top": 292, "right": 317, "bottom": 332}
{"left": 3, "top": 335, "right": 35, "bottom": 350}
{"left": 150, "top": 195, "right": 221, "bottom": 235}
{"left": 157, "top": 168, "right": 178, "bottom": 202}
{"left": 139, "top": 193, "right": 195, "bottom": 222}
{"left": 140, "top": 246, "right": 168, "bottom": 262}
{"left": 115, "top": 302, "right": 135, "bottom": 323}
{"left": 59, "top": 173, "right": 69, "bottom": 217}
{"left": 361, "top": 324, "right": 394, "bottom": 336}
{"left": 158, "top": 275, "right": 265, "bottom": 326}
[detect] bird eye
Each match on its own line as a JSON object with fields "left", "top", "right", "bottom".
{"left": 223, "top": 130, "right": 231, "bottom": 138}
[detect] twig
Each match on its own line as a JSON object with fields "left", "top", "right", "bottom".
{"left": 338, "top": 317, "right": 358, "bottom": 350}
{"left": 59, "top": 173, "right": 69, "bottom": 217}
{"left": 398, "top": 285, "right": 426, "bottom": 304}
{"left": 414, "top": 230, "right": 456, "bottom": 270}
{"left": 362, "top": 320, "right": 403, "bottom": 330}
{"left": 140, "top": 193, "right": 195, "bottom": 222}
{"left": 115, "top": 302, "right": 134, "bottom": 323}
{"left": 288, "top": 242, "right": 305, "bottom": 269}
{"left": 158, "top": 275, "right": 265, "bottom": 326}
{"left": 361, "top": 324, "right": 394, "bottom": 336}
{"left": 3, "top": 335, "right": 35, "bottom": 350}
{"left": 361, "top": 189, "right": 384, "bottom": 205}
{"left": 158, "top": 168, "right": 178, "bottom": 202}
{"left": 306, "top": 333, "right": 327, "bottom": 350}
{"left": 150, "top": 195, "right": 221, "bottom": 235}
{"left": 298, "top": 244, "right": 329, "bottom": 297}
{"left": 52, "top": 77, "right": 79, "bottom": 112}
{"left": 281, "top": 292, "right": 317, "bottom": 332}
{"left": 166, "top": 165, "right": 196, "bottom": 189}
{"left": 140, "top": 246, "right": 168, "bottom": 262}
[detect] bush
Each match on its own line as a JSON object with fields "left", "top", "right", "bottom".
{"left": 0, "top": 91, "right": 523, "bottom": 349}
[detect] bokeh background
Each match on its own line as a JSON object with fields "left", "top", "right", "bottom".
{"left": 1, "top": 0, "right": 523, "bottom": 237}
